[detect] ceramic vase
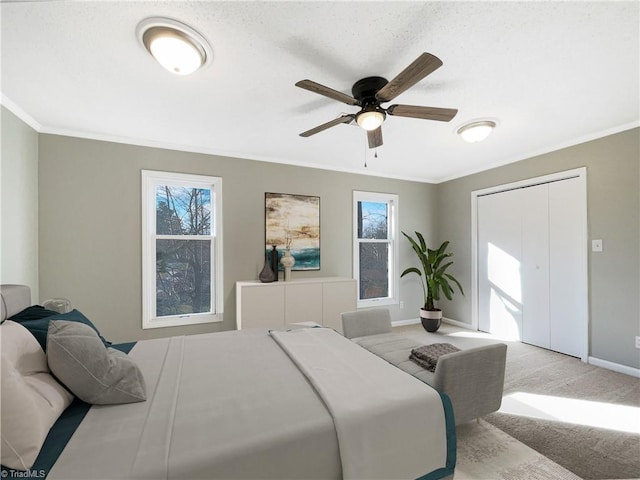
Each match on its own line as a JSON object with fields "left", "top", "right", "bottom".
{"left": 280, "top": 249, "right": 295, "bottom": 281}
{"left": 258, "top": 253, "right": 277, "bottom": 283}
{"left": 270, "top": 245, "right": 279, "bottom": 281}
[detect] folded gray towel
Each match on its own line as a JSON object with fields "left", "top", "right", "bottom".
{"left": 409, "top": 353, "right": 437, "bottom": 372}
{"left": 410, "top": 343, "right": 461, "bottom": 372}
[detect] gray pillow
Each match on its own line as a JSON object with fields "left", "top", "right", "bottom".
{"left": 46, "top": 320, "right": 146, "bottom": 405}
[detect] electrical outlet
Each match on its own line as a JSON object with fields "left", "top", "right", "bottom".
{"left": 636, "top": 336, "right": 640, "bottom": 349}
{"left": 399, "top": 301, "right": 405, "bottom": 309}
{"left": 592, "top": 239, "right": 603, "bottom": 252}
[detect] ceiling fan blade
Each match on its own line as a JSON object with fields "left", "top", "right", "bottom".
{"left": 387, "top": 104, "right": 458, "bottom": 122}
{"left": 295, "top": 79, "right": 360, "bottom": 106}
{"left": 367, "top": 127, "right": 383, "bottom": 149}
{"left": 376, "top": 53, "right": 443, "bottom": 103}
{"left": 299, "top": 115, "right": 354, "bottom": 137}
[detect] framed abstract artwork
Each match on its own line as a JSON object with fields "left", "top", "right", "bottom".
{"left": 265, "top": 192, "right": 320, "bottom": 270}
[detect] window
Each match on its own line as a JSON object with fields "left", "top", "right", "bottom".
{"left": 141, "top": 170, "right": 223, "bottom": 329}
{"left": 353, "top": 191, "right": 398, "bottom": 307}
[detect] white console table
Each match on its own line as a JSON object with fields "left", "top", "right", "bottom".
{"left": 236, "top": 277, "right": 357, "bottom": 333}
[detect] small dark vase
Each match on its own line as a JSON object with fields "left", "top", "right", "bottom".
{"left": 270, "top": 245, "right": 279, "bottom": 280}
{"left": 259, "top": 253, "right": 277, "bottom": 283}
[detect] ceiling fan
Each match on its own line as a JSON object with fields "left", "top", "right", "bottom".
{"left": 295, "top": 52, "right": 458, "bottom": 149}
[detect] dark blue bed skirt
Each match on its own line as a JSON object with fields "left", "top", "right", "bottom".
{"left": 417, "top": 392, "right": 457, "bottom": 480}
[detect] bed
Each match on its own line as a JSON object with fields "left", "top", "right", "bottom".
{"left": 1, "top": 284, "right": 455, "bottom": 480}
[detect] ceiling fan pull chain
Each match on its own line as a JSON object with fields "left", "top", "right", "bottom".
{"left": 363, "top": 137, "right": 368, "bottom": 168}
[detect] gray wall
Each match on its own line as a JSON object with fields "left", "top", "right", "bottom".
{"left": 3, "top": 105, "right": 637, "bottom": 370}
{"left": 38, "top": 134, "right": 436, "bottom": 343}
{"left": 435, "top": 128, "right": 640, "bottom": 369}
{"left": 1, "top": 107, "right": 39, "bottom": 300}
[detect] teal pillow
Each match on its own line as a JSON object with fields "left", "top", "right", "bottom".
{"left": 14, "top": 309, "right": 111, "bottom": 352}
{"left": 8, "top": 305, "right": 59, "bottom": 321}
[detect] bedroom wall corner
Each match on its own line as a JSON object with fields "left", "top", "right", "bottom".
{"left": 1, "top": 105, "right": 39, "bottom": 301}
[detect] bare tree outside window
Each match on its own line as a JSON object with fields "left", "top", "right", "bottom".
{"left": 358, "top": 201, "right": 390, "bottom": 300}
{"left": 155, "top": 186, "right": 212, "bottom": 317}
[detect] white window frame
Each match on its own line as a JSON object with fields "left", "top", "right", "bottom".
{"left": 353, "top": 191, "right": 399, "bottom": 308}
{"left": 141, "top": 170, "right": 223, "bottom": 329}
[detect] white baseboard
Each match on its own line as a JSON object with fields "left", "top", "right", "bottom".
{"left": 588, "top": 356, "right": 640, "bottom": 378}
{"left": 391, "top": 317, "right": 476, "bottom": 329}
{"left": 391, "top": 318, "right": 420, "bottom": 327}
{"left": 442, "top": 317, "right": 475, "bottom": 330}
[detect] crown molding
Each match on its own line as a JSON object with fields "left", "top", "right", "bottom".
{"left": 0, "top": 93, "right": 42, "bottom": 131}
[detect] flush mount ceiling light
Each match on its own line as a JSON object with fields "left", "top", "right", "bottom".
{"left": 457, "top": 120, "right": 497, "bottom": 143}
{"left": 137, "top": 17, "right": 212, "bottom": 75}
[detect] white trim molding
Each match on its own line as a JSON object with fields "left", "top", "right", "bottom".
{"left": 1, "top": 93, "right": 42, "bottom": 131}
{"left": 390, "top": 317, "right": 473, "bottom": 329}
{"left": 391, "top": 318, "right": 420, "bottom": 328}
{"left": 442, "top": 317, "right": 475, "bottom": 330}
{"left": 588, "top": 356, "right": 640, "bottom": 378}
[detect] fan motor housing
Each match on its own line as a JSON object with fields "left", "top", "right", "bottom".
{"left": 352, "top": 76, "right": 388, "bottom": 103}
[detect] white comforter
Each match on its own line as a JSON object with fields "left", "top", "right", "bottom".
{"left": 271, "top": 328, "right": 449, "bottom": 480}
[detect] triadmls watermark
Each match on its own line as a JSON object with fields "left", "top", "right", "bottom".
{"left": 1, "top": 469, "right": 46, "bottom": 479}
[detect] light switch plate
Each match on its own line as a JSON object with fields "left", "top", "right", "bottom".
{"left": 592, "top": 239, "right": 603, "bottom": 252}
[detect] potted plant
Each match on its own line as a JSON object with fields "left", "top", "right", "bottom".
{"left": 400, "top": 231, "right": 464, "bottom": 332}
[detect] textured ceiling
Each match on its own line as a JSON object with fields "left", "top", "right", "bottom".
{"left": 1, "top": 1, "right": 638, "bottom": 183}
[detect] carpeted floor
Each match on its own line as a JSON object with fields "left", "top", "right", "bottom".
{"left": 455, "top": 419, "right": 581, "bottom": 479}
{"left": 395, "top": 323, "right": 640, "bottom": 480}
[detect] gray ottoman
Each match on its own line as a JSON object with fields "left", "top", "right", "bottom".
{"left": 342, "top": 309, "right": 507, "bottom": 425}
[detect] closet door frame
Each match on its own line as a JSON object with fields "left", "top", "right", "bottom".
{"left": 471, "top": 167, "right": 588, "bottom": 362}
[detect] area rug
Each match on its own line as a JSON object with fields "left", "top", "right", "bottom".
{"left": 455, "top": 419, "right": 582, "bottom": 479}
{"left": 483, "top": 338, "right": 640, "bottom": 480}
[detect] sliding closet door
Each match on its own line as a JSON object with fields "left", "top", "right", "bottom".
{"left": 476, "top": 172, "right": 587, "bottom": 359}
{"left": 549, "top": 177, "right": 586, "bottom": 358}
{"left": 477, "top": 189, "right": 523, "bottom": 339}
{"left": 521, "top": 184, "right": 550, "bottom": 348}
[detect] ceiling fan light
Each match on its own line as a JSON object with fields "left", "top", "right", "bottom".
{"left": 457, "top": 120, "right": 496, "bottom": 143}
{"left": 138, "top": 18, "right": 211, "bottom": 75}
{"left": 356, "top": 110, "right": 385, "bottom": 131}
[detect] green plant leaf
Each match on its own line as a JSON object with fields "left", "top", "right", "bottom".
{"left": 444, "top": 273, "right": 464, "bottom": 295}
{"left": 436, "top": 241, "right": 450, "bottom": 257}
{"left": 432, "top": 252, "right": 452, "bottom": 271}
{"left": 415, "top": 231, "right": 427, "bottom": 252}
{"left": 401, "top": 267, "right": 422, "bottom": 278}
{"left": 440, "top": 277, "right": 453, "bottom": 300}
{"left": 436, "top": 261, "right": 453, "bottom": 277}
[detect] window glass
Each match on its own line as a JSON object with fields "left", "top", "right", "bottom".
{"left": 357, "top": 201, "right": 388, "bottom": 239}
{"left": 359, "top": 243, "right": 389, "bottom": 299}
{"left": 156, "top": 239, "right": 211, "bottom": 316}
{"left": 156, "top": 186, "right": 211, "bottom": 235}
